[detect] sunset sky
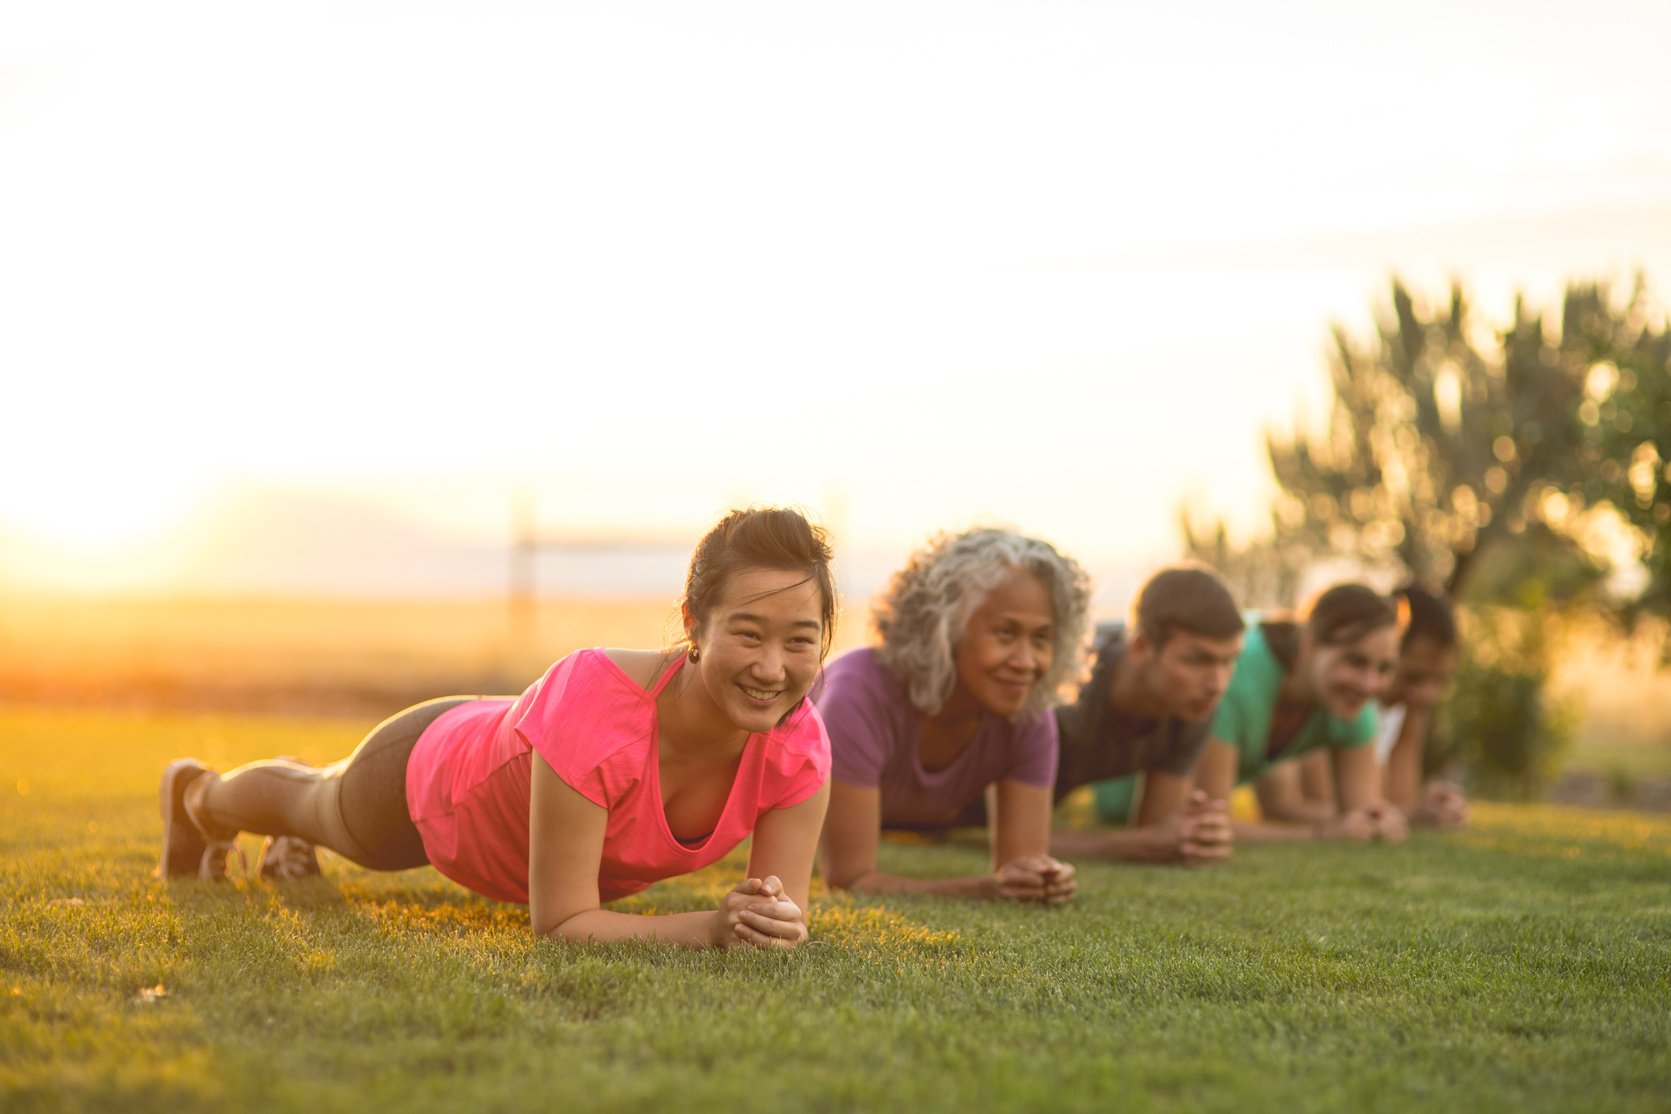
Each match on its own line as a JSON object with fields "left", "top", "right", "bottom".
{"left": 4, "top": 1, "right": 1670, "bottom": 601}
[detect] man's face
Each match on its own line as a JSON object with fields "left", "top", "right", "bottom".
{"left": 1137, "top": 629, "right": 1242, "bottom": 722}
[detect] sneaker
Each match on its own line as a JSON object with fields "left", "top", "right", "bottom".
{"left": 159, "top": 759, "right": 241, "bottom": 881}
{"left": 257, "top": 835, "right": 321, "bottom": 881}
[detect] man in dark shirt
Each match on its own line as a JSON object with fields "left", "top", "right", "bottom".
{"left": 1049, "top": 566, "right": 1244, "bottom": 865}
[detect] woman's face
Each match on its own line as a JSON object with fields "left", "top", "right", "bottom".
{"left": 952, "top": 568, "right": 1055, "bottom": 717}
{"left": 687, "top": 566, "right": 826, "bottom": 734}
{"left": 1387, "top": 636, "right": 1459, "bottom": 711}
{"left": 1307, "top": 624, "right": 1400, "bottom": 721}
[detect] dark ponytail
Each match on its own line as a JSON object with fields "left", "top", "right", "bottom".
{"left": 1394, "top": 583, "right": 1458, "bottom": 651}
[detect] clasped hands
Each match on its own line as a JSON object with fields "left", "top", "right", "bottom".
{"left": 1165, "top": 789, "right": 1233, "bottom": 865}
{"left": 1409, "top": 781, "right": 1469, "bottom": 829}
{"left": 992, "top": 854, "right": 1077, "bottom": 905}
{"left": 715, "top": 875, "right": 807, "bottom": 950}
{"left": 1320, "top": 801, "right": 1409, "bottom": 842}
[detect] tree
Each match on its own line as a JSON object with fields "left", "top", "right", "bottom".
{"left": 1573, "top": 282, "right": 1671, "bottom": 627}
{"left": 1266, "top": 279, "right": 1603, "bottom": 597}
{"left": 1177, "top": 511, "right": 1307, "bottom": 612}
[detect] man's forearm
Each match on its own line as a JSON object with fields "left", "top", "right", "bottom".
{"left": 837, "top": 869, "right": 998, "bottom": 899}
{"left": 1049, "top": 825, "right": 1172, "bottom": 863}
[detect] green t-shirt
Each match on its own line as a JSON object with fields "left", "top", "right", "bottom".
{"left": 1209, "top": 622, "right": 1378, "bottom": 785}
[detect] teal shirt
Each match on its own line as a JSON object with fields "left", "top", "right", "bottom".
{"left": 1210, "top": 622, "right": 1378, "bottom": 785}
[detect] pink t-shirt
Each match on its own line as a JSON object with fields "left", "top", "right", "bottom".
{"left": 404, "top": 648, "right": 831, "bottom": 904}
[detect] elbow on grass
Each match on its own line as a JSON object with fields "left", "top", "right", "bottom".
{"left": 817, "top": 858, "right": 869, "bottom": 893}
{"left": 531, "top": 908, "right": 589, "bottom": 943}
{"left": 821, "top": 867, "right": 875, "bottom": 893}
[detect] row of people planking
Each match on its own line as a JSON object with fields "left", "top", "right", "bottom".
{"left": 160, "top": 506, "right": 1465, "bottom": 950}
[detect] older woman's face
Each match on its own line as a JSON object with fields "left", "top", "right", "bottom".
{"left": 953, "top": 569, "right": 1054, "bottom": 716}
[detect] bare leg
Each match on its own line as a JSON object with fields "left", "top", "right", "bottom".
{"left": 187, "top": 697, "right": 476, "bottom": 869}
{"left": 189, "top": 758, "right": 362, "bottom": 856}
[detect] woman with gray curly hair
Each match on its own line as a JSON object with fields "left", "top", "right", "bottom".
{"left": 814, "top": 528, "right": 1092, "bottom": 903}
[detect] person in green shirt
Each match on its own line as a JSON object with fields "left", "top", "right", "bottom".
{"left": 1193, "top": 582, "right": 1408, "bottom": 842}
{"left": 1289, "top": 584, "right": 1469, "bottom": 829}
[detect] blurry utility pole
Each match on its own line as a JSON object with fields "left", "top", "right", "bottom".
{"left": 506, "top": 493, "right": 702, "bottom": 657}
{"left": 509, "top": 490, "right": 552, "bottom": 655}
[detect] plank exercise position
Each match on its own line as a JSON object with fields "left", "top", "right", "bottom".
{"left": 1293, "top": 584, "right": 1468, "bottom": 829}
{"left": 1046, "top": 565, "right": 1246, "bottom": 865}
{"left": 160, "top": 507, "right": 836, "bottom": 950}
{"left": 814, "top": 528, "right": 1090, "bottom": 903}
{"left": 1202, "top": 583, "right": 1409, "bottom": 842}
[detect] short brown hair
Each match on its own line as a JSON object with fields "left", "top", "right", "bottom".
{"left": 1132, "top": 564, "right": 1244, "bottom": 648}
{"left": 682, "top": 507, "right": 837, "bottom": 659}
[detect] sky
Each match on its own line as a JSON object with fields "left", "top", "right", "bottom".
{"left": 3, "top": 1, "right": 1670, "bottom": 604}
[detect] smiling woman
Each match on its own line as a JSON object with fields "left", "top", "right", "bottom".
{"left": 157, "top": 506, "right": 838, "bottom": 951}
{"left": 1196, "top": 583, "right": 1411, "bottom": 844}
{"left": 813, "top": 527, "right": 1092, "bottom": 905}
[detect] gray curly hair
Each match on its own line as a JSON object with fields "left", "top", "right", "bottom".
{"left": 873, "top": 528, "right": 1093, "bottom": 717}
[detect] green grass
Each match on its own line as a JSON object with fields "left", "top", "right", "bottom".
{"left": 3, "top": 705, "right": 1669, "bottom": 1114}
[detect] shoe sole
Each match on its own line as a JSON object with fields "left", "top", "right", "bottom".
{"left": 159, "top": 759, "right": 208, "bottom": 879}
{"left": 257, "top": 836, "right": 322, "bottom": 881}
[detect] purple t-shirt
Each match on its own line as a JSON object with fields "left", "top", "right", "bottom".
{"left": 814, "top": 647, "right": 1059, "bottom": 829}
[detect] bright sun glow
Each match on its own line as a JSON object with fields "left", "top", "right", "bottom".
{"left": 0, "top": 470, "right": 205, "bottom": 556}
{"left": 2, "top": 3, "right": 1669, "bottom": 597}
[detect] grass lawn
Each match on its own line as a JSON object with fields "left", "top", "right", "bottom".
{"left": 2, "top": 704, "right": 1668, "bottom": 1114}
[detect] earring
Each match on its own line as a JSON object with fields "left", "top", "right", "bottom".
{"left": 688, "top": 646, "right": 700, "bottom": 663}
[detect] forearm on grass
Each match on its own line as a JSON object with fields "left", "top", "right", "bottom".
{"left": 542, "top": 908, "right": 724, "bottom": 948}
{"left": 1231, "top": 819, "right": 1321, "bottom": 843}
{"left": 835, "top": 869, "right": 998, "bottom": 898}
{"left": 1256, "top": 796, "right": 1339, "bottom": 824}
{"left": 1254, "top": 762, "right": 1338, "bottom": 824}
{"left": 1049, "top": 825, "right": 1174, "bottom": 863}
{"left": 822, "top": 781, "right": 998, "bottom": 900}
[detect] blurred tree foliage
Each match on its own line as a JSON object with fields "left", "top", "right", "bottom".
{"left": 1178, "top": 512, "right": 1308, "bottom": 612}
{"left": 1186, "top": 276, "right": 1671, "bottom": 797}
{"left": 1574, "top": 287, "right": 1671, "bottom": 624}
{"left": 1260, "top": 277, "right": 1667, "bottom": 600}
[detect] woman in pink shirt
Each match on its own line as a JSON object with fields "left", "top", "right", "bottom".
{"left": 815, "top": 528, "right": 1091, "bottom": 904}
{"left": 159, "top": 508, "right": 835, "bottom": 950}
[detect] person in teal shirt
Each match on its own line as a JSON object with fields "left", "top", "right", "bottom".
{"left": 1192, "top": 583, "right": 1409, "bottom": 842}
{"left": 1290, "top": 584, "right": 1469, "bottom": 830}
